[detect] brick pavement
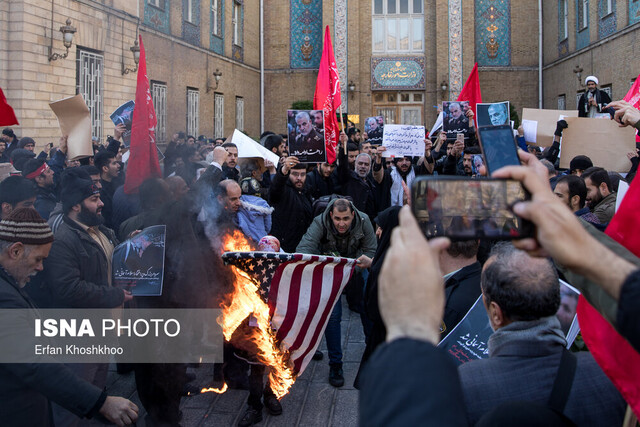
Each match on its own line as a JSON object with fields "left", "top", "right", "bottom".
{"left": 94, "top": 297, "right": 363, "bottom": 426}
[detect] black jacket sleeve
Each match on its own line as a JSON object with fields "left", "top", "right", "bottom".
{"left": 543, "top": 140, "right": 561, "bottom": 165}
{"left": 360, "top": 338, "right": 467, "bottom": 427}
{"left": 269, "top": 167, "right": 289, "bottom": 205}
{"left": 337, "top": 144, "right": 350, "bottom": 186}
{"left": 616, "top": 269, "right": 640, "bottom": 353}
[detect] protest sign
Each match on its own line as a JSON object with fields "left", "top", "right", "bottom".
{"left": 113, "top": 225, "right": 166, "bottom": 296}
{"left": 521, "top": 108, "right": 579, "bottom": 147}
{"left": 476, "top": 101, "right": 510, "bottom": 127}
{"left": 49, "top": 94, "right": 93, "bottom": 160}
{"left": 364, "top": 116, "right": 384, "bottom": 145}
{"left": 227, "top": 129, "right": 280, "bottom": 173}
{"left": 381, "top": 124, "right": 425, "bottom": 158}
{"left": 287, "top": 110, "right": 326, "bottom": 163}
{"left": 110, "top": 100, "right": 135, "bottom": 147}
{"left": 560, "top": 117, "right": 636, "bottom": 172}
{"left": 442, "top": 100, "right": 471, "bottom": 139}
{"left": 439, "top": 280, "right": 580, "bottom": 365}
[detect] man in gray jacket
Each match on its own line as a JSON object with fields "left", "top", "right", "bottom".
{"left": 297, "top": 198, "right": 376, "bottom": 387}
{"left": 458, "top": 242, "right": 626, "bottom": 426}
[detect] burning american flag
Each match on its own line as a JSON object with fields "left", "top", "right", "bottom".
{"left": 221, "top": 249, "right": 356, "bottom": 397}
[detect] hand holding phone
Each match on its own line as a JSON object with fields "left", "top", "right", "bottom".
{"left": 411, "top": 176, "right": 534, "bottom": 241}
{"left": 477, "top": 125, "right": 521, "bottom": 175}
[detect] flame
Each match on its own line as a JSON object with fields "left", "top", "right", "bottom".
{"left": 201, "top": 383, "right": 228, "bottom": 394}
{"left": 218, "top": 232, "right": 296, "bottom": 399}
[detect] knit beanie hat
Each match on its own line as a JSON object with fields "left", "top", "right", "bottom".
{"left": 0, "top": 207, "right": 54, "bottom": 245}
{"left": 2, "top": 129, "right": 15, "bottom": 139}
{"left": 17, "top": 137, "right": 35, "bottom": 149}
{"left": 569, "top": 155, "right": 593, "bottom": 173}
{"left": 22, "top": 159, "right": 48, "bottom": 180}
{"left": 60, "top": 167, "right": 100, "bottom": 211}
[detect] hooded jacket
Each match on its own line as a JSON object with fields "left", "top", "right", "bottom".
{"left": 237, "top": 194, "right": 273, "bottom": 243}
{"left": 296, "top": 198, "right": 377, "bottom": 261}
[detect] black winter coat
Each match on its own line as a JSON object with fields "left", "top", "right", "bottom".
{"left": 34, "top": 185, "right": 58, "bottom": 220}
{"left": 44, "top": 216, "right": 124, "bottom": 308}
{"left": 269, "top": 168, "right": 313, "bottom": 253}
{"left": 0, "top": 267, "right": 105, "bottom": 426}
{"left": 441, "top": 261, "right": 482, "bottom": 339}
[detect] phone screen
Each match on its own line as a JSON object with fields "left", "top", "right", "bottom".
{"left": 477, "top": 125, "right": 520, "bottom": 174}
{"left": 411, "top": 176, "right": 533, "bottom": 241}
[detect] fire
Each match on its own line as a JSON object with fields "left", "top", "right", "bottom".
{"left": 218, "top": 232, "right": 296, "bottom": 399}
{"left": 201, "top": 383, "right": 228, "bottom": 394}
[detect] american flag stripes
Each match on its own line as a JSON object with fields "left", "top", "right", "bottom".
{"left": 222, "top": 252, "right": 356, "bottom": 376}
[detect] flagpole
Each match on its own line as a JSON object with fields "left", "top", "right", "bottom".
{"left": 339, "top": 104, "right": 347, "bottom": 152}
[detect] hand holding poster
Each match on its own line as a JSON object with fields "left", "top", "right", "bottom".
{"left": 476, "top": 102, "right": 510, "bottom": 127}
{"left": 110, "top": 100, "right": 135, "bottom": 147}
{"left": 113, "top": 225, "right": 166, "bottom": 296}
{"left": 443, "top": 101, "right": 471, "bottom": 139}
{"left": 364, "top": 116, "right": 384, "bottom": 145}
{"left": 381, "top": 124, "right": 425, "bottom": 158}
{"left": 287, "top": 110, "right": 326, "bottom": 163}
{"left": 49, "top": 95, "right": 93, "bottom": 161}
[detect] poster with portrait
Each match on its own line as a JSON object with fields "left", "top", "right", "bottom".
{"left": 287, "top": 110, "right": 326, "bottom": 163}
{"left": 442, "top": 100, "right": 471, "bottom": 139}
{"left": 476, "top": 101, "right": 510, "bottom": 127}
{"left": 113, "top": 225, "right": 166, "bottom": 296}
{"left": 110, "top": 100, "right": 135, "bottom": 147}
{"left": 439, "top": 279, "right": 580, "bottom": 366}
{"left": 364, "top": 116, "right": 384, "bottom": 145}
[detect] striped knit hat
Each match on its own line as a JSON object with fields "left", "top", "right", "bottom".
{"left": 0, "top": 207, "right": 54, "bottom": 245}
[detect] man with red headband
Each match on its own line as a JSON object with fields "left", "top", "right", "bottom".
{"left": 22, "top": 158, "right": 57, "bottom": 220}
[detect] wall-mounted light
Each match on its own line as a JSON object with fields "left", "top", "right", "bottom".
{"left": 440, "top": 80, "right": 449, "bottom": 98}
{"left": 122, "top": 39, "right": 140, "bottom": 75}
{"left": 207, "top": 69, "right": 223, "bottom": 93}
{"left": 348, "top": 80, "right": 356, "bottom": 99}
{"left": 48, "top": 18, "right": 77, "bottom": 61}
{"left": 573, "top": 65, "right": 584, "bottom": 87}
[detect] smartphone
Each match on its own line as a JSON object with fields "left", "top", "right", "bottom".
{"left": 456, "top": 133, "right": 465, "bottom": 143}
{"left": 411, "top": 176, "right": 534, "bottom": 241}
{"left": 477, "top": 125, "right": 520, "bottom": 175}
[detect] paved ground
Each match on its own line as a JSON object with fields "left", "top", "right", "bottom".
{"left": 95, "top": 297, "right": 363, "bottom": 426}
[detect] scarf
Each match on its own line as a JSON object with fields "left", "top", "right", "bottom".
{"left": 390, "top": 166, "right": 415, "bottom": 207}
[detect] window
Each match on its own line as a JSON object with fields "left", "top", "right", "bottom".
{"left": 186, "top": 0, "right": 194, "bottom": 23}
{"left": 601, "top": 84, "right": 612, "bottom": 99}
{"left": 233, "top": 1, "right": 242, "bottom": 46}
{"left": 77, "top": 49, "right": 103, "bottom": 142}
{"left": 212, "top": 0, "right": 219, "bottom": 36}
{"left": 560, "top": 0, "right": 569, "bottom": 40}
{"left": 579, "top": 0, "right": 588, "bottom": 30}
{"left": 151, "top": 82, "right": 167, "bottom": 143}
{"left": 148, "top": 0, "right": 165, "bottom": 10}
{"left": 372, "top": 0, "right": 424, "bottom": 53}
{"left": 557, "top": 94, "right": 566, "bottom": 110}
{"left": 235, "top": 97, "right": 244, "bottom": 131}
{"left": 576, "top": 91, "right": 585, "bottom": 108}
{"left": 187, "top": 88, "right": 199, "bottom": 137}
{"left": 214, "top": 93, "right": 224, "bottom": 138}
{"left": 605, "top": 0, "right": 613, "bottom": 15}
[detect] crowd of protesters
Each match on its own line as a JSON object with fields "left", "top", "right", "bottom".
{"left": 0, "top": 93, "right": 639, "bottom": 426}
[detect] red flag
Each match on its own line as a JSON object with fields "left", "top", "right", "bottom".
{"left": 313, "top": 26, "right": 342, "bottom": 164}
{"left": 577, "top": 175, "right": 640, "bottom": 417}
{"left": 0, "top": 88, "right": 19, "bottom": 126}
{"left": 456, "top": 63, "right": 482, "bottom": 123}
{"left": 623, "top": 71, "right": 640, "bottom": 142}
{"left": 124, "top": 35, "right": 161, "bottom": 195}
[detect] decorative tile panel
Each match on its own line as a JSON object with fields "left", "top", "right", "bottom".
{"left": 334, "top": 0, "right": 347, "bottom": 106}
{"left": 182, "top": 0, "right": 201, "bottom": 46}
{"left": 598, "top": 0, "right": 617, "bottom": 39}
{"left": 144, "top": 0, "right": 170, "bottom": 35}
{"left": 210, "top": 0, "right": 225, "bottom": 55}
{"left": 449, "top": 0, "right": 463, "bottom": 98}
{"left": 630, "top": 0, "right": 640, "bottom": 25}
{"left": 475, "top": 0, "right": 511, "bottom": 67}
{"left": 370, "top": 57, "right": 426, "bottom": 90}
{"left": 576, "top": 0, "right": 590, "bottom": 50}
{"left": 558, "top": 39, "right": 570, "bottom": 57}
{"left": 290, "top": 0, "right": 323, "bottom": 69}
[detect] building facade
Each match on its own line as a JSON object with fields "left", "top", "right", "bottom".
{"left": 2, "top": 0, "right": 637, "bottom": 149}
{"left": 542, "top": 0, "right": 640, "bottom": 110}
